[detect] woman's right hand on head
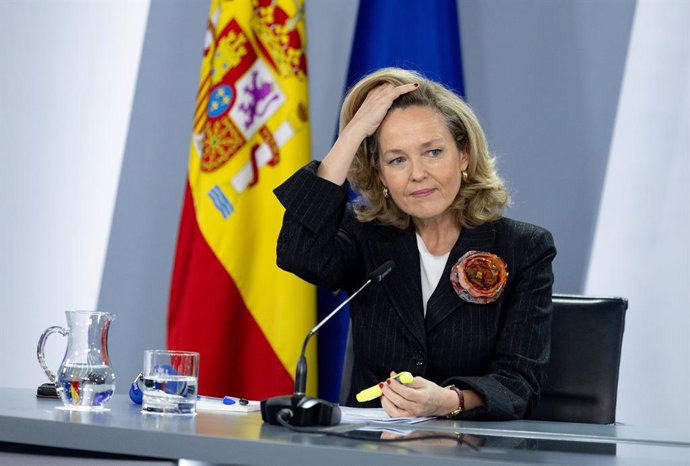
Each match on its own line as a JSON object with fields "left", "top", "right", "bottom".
{"left": 318, "top": 82, "right": 418, "bottom": 186}
{"left": 346, "top": 83, "right": 419, "bottom": 139}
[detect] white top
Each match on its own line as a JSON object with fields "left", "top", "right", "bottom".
{"left": 416, "top": 233, "right": 450, "bottom": 316}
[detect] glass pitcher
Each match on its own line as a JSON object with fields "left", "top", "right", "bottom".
{"left": 37, "top": 311, "right": 116, "bottom": 410}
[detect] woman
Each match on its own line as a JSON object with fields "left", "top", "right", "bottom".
{"left": 274, "top": 68, "right": 556, "bottom": 420}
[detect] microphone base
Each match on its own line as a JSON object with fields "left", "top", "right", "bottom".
{"left": 260, "top": 394, "right": 341, "bottom": 427}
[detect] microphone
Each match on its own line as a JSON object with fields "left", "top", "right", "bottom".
{"left": 261, "top": 260, "right": 395, "bottom": 427}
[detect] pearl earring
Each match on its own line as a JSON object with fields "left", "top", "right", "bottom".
{"left": 383, "top": 187, "right": 389, "bottom": 198}
{"left": 462, "top": 170, "right": 468, "bottom": 181}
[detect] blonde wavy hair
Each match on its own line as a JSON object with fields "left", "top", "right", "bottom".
{"left": 340, "top": 67, "right": 510, "bottom": 229}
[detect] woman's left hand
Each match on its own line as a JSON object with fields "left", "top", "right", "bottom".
{"left": 380, "top": 372, "right": 457, "bottom": 418}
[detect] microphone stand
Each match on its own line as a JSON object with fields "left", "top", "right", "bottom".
{"left": 261, "top": 261, "right": 394, "bottom": 427}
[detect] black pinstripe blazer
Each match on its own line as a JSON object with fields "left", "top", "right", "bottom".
{"left": 275, "top": 162, "right": 557, "bottom": 420}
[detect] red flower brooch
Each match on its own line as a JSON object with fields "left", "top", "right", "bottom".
{"left": 450, "top": 251, "right": 508, "bottom": 304}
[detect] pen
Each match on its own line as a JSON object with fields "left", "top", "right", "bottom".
{"left": 197, "top": 395, "right": 236, "bottom": 405}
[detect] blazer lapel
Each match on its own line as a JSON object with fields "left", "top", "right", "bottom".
{"left": 425, "top": 221, "right": 498, "bottom": 332}
{"left": 369, "top": 225, "right": 427, "bottom": 347}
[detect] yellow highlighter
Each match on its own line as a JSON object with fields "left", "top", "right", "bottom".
{"left": 356, "top": 371, "right": 414, "bottom": 402}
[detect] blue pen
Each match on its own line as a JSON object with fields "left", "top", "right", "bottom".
{"left": 197, "top": 395, "right": 236, "bottom": 405}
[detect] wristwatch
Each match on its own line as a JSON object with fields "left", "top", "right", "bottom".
{"left": 445, "top": 385, "right": 465, "bottom": 418}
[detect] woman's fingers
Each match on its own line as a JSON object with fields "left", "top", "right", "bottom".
{"left": 381, "top": 390, "right": 412, "bottom": 417}
{"left": 380, "top": 377, "right": 421, "bottom": 416}
{"left": 349, "top": 83, "right": 419, "bottom": 137}
{"left": 369, "top": 82, "right": 418, "bottom": 100}
{"left": 363, "top": 83, "right": 418, "bottom": 111}
{"left": 393, "top": 82, "right": 420, "bottom": 96}
{"left": 380, "top": 375, "right": 446, "bottom": 417}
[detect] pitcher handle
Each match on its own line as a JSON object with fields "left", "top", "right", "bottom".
{"left": 37, "top": 326, "right": 69, "bottom": 383}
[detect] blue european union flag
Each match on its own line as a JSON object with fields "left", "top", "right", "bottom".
{"left": 346, "top": 0, "right": 465, "bottom": 95}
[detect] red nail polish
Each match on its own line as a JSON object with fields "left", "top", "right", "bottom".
{"left": 413, "top": 83, "right": 419, "bottom": 88}
{"left": 379, "top": 383, "right": 384, "bottom": 388}
{"left": 386, "top": 380, "right": 391, "bottom": 385}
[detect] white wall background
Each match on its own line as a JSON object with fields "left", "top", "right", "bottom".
{"left": 1, "top": 0, "right": 688, "bottom": 433}
{"left": 95, "top": 0, "right": 210, "bottom": 387}
{"left": 0, "top": 0, "right": 150, "bottom": 389}
{"left": 586, "top": 0, "right": 690, "bottom": 433}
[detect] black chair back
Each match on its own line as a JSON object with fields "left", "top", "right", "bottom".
{"left": 528, "top": 294, "right": 627, "bottom": 424}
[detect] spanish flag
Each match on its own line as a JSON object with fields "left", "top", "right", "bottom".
{"left": 168, "top": 0, "right": 315, "bottom": 399}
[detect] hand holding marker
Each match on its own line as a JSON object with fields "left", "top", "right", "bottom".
{"left": 356, "top": 372, "right": 413, "bottom": 402}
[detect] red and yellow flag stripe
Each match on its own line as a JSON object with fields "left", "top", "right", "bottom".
{"left": 168, "top": 0, "right": 315, "bottom": 399}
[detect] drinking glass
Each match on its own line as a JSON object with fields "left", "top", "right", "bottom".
{"left": 141, "top": 350, "right": 199, "bottom": 415}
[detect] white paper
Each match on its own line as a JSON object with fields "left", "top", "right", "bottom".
{"left": 339, "top": 407, "right": 433, "bottom": 425}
